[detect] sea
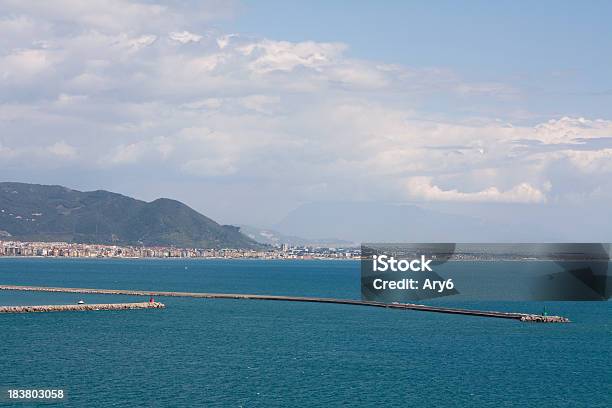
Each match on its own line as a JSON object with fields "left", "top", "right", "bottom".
{"left": 0, "top": 258, "right": 610, "bottom": 407}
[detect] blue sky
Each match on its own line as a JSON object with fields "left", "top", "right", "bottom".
{"left": 0, "top": 0, "right": 611, "bottom": 238}
{"left": 222, "top": 0, "right": 612, "bottom": 119}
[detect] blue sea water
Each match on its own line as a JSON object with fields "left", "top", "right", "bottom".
{"left": 0, "top": 258, "right": 610, "bottom": 407}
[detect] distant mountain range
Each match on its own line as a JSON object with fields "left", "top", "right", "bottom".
{"left": 255, "top": 199, "right": 611, "bottom": 243}
{"left": 239, "top": 225, "right": 356, "bottom": 247}
{"left": 0, "top": 182, "right": 261, "bottom": 249}
{"left": 4, "top": 183, "right": 598, "bottom": 249}
{"left": 271, "top": 201, "right": 567, "bottom": 243}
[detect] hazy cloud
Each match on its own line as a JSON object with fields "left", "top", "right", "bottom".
{"left": 47, "top": 141, "right": 77, "bottom": 158}
{"left": 0, "top": 0, "right": 611, "bottom": 222}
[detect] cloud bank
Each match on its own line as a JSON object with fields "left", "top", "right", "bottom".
{"left": 1, "top": 0, "right": 611, "bottom": 224}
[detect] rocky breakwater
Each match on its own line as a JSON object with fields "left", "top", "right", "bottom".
{"left": 0, "top": 302, "right": 166, "bottom": 314}
{"left": 520, "top": 314, "right": 570, "bottom": 323}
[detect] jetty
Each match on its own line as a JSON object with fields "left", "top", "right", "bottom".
{"left": 0, "top": 301, "right": 165, "bottom": 314}
{"left": 0, "top": 284, "right": 569, "bottom": 322}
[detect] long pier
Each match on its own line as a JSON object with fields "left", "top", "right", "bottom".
{"left": 0, "top": 285, "right": 569, "bottom": 322}
{"left": 0, "top": 301, "right": 165, "bottom": 314}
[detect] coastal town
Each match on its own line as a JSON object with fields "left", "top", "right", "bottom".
{"left": 0, "top": 240, "right": 361, "bottom": 260}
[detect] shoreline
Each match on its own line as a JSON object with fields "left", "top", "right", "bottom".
{"left": 0, "top": 256, "right": 606, "bottom": 262}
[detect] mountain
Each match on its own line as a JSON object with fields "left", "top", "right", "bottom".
{"left": 273, "top": 201, "right": 561, "bottom": 243}
{"left": 239, "top": 225, "right": 356, "bottom": 247}
{"left": 0, "top": 182, "right": 261, "bottom": 249}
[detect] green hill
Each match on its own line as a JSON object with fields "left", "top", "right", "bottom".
{"left": 0, "top": 182, "right": 261, "bottom": 249}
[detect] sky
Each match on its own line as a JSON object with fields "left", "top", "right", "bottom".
{"left": 1, "top": 0, "right": 612, "bottom": 235}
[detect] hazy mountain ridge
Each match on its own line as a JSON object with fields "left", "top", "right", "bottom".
{"left": 272, "top": 202, "right": 610, "bottom": 243}
{"left": 239, "top": 224, "right": 356, "bottom": 247}
{"left": 0, "top": 182, "right": 261, "bottom": 249}
{"left": 272, "top": 201, "right": 570, "bottom": 243}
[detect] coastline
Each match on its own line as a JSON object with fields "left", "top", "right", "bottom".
{"left": 0, "top": 256, "right": 606, "bottom": 262}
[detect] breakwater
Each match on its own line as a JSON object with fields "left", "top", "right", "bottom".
{"left": 0, "top": 285, "right": 569, "bottom": 322}
{"left": 0, "top": 301, "right": 165, "bottom": 314}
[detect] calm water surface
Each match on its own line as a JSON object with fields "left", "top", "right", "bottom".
{"left": 0, "top": 259, "right": 610, "bottom": 407}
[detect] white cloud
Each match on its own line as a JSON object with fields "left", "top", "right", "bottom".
{"left": 0, "top": 49, "right": 54, "bottom": 82}
{"left": 237, "top": 39, "right": 345, "bottom": 74}
{"left": 106, "top": 143, "right": 145, "bottom": 165}
{"left": 181, "top": 98, "right": 223, "bottom": 110}
{"left": 216, "top": 34, "right": 237, "bottom": 49}
{"left": 531, "top": 117, "right": 612, "bottom": 144}
{"left": 67, "top": 73, "right": 112, "bottom": 92}
{"left": 563, "top": 149, "right": 612, "bottom": 173}
{"left": 47, "top": 141, "right": 77, "bottom": 158}
{"left": 169, "top": 31, "right": 203, "bottom": 44}
{"left": 1, "top": 0, "right": 168, "bottom": 33}
{"left": 326, "top": 64, "right": 389, "bottom": 88}
{"left": 119, "top": 34, "right": 157, "bottom": 52}
{"left": 239, "top": 95, "right": 280, "bottom": 113}
{"left": 406, "top": 177, "right": 548, "bottom": 203}
{"left": 56, "top": 93, "right": 88, "bottom": 105}
{"left": 187, "top": 54, "right": 226, "bottom": 72}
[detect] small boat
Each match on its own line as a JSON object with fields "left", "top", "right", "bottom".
{"left": 77, "top": 300, "right": 85, "bottom": 305}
